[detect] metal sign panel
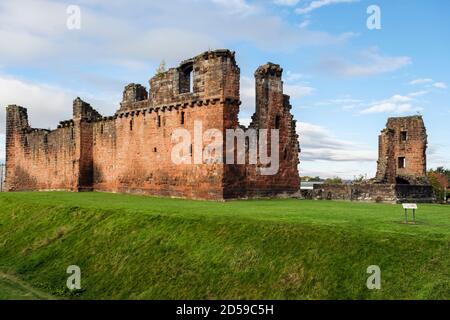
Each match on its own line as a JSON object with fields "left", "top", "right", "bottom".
{"left": 402, "top": 203, "right": 418, "bottom": 210}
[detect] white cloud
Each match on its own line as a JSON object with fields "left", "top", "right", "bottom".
{"left": 360, "top": 94, "right": 422, "bottom": 115}
{"left": 0, "top": 0, "right": 356, "bottom": 68}
{"left": 0, "top": 76, "right": 73, "bottom": 133}
{"left": 428, "top": 143, "right": 450, "bottom": 169}
{"left": 319, "top": 48, "right": 412, "bottom": 77}
{"left": 409, "top": 78, "right": 433, "bottom": 85}
{"left": 299, "top": 122, "right": 376, "bottom": 162}
{"left": 210, "top": 0, "right": 256, "bottom": 15}
{"left": 433, "top": 82, "right": 447, "bottom": 89}
{"left": 284, "top": 84, "right": 316, "bottom": 99}
{"left": 296, "top": 0, "right": 359, "bottom": 15}
{"left": 240, "top": 76, "right": 257, "bottom": 115}
{"left": 315, "top": 95, "right": 364, "bottom": 111}
{"left": 0, "top": 75, "right": 118, "bottom": 133}
{"left": 0, "top": 74, "right": 120, "bottom": 161}
{"left": 0, "top": 134, "right": 4, "bottom": 162}
{"left": 408, "top": 90, "right": 429, "bottom": 97}
{"left": 240, "top": 75, "right": 315, "bottom": 115}
{"left": 273, "top": 0, "right": 301, "bottom": 6}
{"left": 239, "top": 118, "right": 252, "bottom": 127}
{"left": 408, "top": 78, "right": 446, "bottom": 89}
{"left": 298, "top": 20, "right": 311, "bottom": 29}
{"left": 284, "top": 71, "right": 307, "bottom": 82}
{"left": 299, "top": 121, "right": 378, "bottom": 179}
{"left": 241, "top": 72, "right": 316, "bottom": 115}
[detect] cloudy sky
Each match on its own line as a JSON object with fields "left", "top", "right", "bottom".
{"left": 0, "top": 0, "right": 449, "bottom": 179}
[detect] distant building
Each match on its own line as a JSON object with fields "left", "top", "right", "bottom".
{"left": 311, "top": 116, "right": 434, "bottom": 203}
{"left": 375, "top": 116, "right": 428, "bottom": 185}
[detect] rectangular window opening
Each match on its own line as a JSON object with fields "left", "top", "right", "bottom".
{"left": 275, "top": 115, "right": 281, "bottom": 130}
{"left": 400, "top": 131, "right": 408, "bottom": 142}
{"left": 398, "top": 157, "right": 406, "bottom": 169}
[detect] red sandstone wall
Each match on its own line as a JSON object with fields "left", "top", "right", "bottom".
{"left": 5, "top": 50, "right": 301, "bottom": 200}
{"left": 5, "top": 106, "right": 79, "bottom": 191}
{"left": 376, "top": 116, "right": 428, "bottom": 185}
{"left": 92, "top": 101, "right": 227, "bottom": 200}
{"left": 224, "top": 63, "right": 300, "bottom": 199}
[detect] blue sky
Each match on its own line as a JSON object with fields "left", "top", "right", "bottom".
{"left": 0, "top": 0, "right": 449, "bottom": 178}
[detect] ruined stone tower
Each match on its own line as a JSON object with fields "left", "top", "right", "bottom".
{"left": 4, "top": 50, "right": 301, "bottom": 200}
{"left": 311, "top": 115, "right": 434, "bottom": 203}
{"left": 375, "top": 116, "right": 428, "bottom": 185}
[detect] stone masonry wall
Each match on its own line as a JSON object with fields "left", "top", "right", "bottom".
{"left": 312, "top": 183, "right": 434, "bottom": 204}
{"left": 5, "top": 106, "right": 79, "bottom": 191}
{"left": 5, "top": 50, "right": 300, "bottom": 200}
{"left": 375, "top": 116, "right": 428, "bottom": 185}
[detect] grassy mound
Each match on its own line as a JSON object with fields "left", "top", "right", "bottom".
{"left": 0, "top": 192, "right": 448, "bottom": 300}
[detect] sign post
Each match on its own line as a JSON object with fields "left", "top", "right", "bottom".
{"left": 0, "top": 164, "right": 4, "bottom": 193}
{"left": 402, "top": 203, "right": 418, "bottom": 224}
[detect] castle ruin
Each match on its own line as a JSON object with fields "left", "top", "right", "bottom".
{"left": 4, "top": 50, "right": 301, "bottom": 200}
{"left": 375, "top": 116, "right": 428, "bottom": 185}
{"left": 311, "top": 115, "right": 434, "bottom": 203}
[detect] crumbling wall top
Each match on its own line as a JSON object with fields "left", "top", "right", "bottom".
{"left": 73, "top": 97, "right": 102, "bottom": 121}
{"left": 255, "top": 63, "right": 283, "bottom": 78}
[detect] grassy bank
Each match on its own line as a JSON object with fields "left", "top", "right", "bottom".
{"left": 0, "top": 192, "right": 448, "bottom": 299}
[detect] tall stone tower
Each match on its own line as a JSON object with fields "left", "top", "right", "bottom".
{"left": 375, "top": 116, "right": 428, "bottom": 185}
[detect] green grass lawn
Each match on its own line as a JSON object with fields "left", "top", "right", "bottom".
{"left": 0, "top": 272, "right": 54, "bottom": 300}
{"left": 0, "top": 192, "right": 449, "bottom": 300}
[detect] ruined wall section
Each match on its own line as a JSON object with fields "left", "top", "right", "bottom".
{"left": 5, "top": 98, "right": 103, "bottom": 192}
{"left": 92, "top": 50, "right": 241, "bottom": 199}
{"left": 118, "top": 84, "right": 149, "bottom": 112}
{"left": 311, "top": 183, "right": 434, "bottom": 204}
{"left": 5, "top": 106, "right": 79, "bottom": 191}
{"left": 375, "top": 116, "right": 428, "bottom": 185}
{"left": 223, "top": 63, "right": 300, "bottom": 199}
{"left": 5, "top": 50, "right": 301, "bottom": 200}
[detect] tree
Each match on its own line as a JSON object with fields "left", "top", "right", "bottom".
{"left": 435, "top": 167, "right": 450, "bottom": 185}
{"left": 156, "top": 60, "right": 166, "bottom": 76}
{"left": 428, "top": 170, "right": 448, "bottom": 203}
{"left": 325, "top": 177, "right": 343, "bottom": 185}
{"left": 353, "top": 174, "right": 367, "bottom": 183}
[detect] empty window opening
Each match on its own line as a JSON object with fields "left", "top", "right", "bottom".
{"left": 400, "top": 131, "right": 408, "bottom": 142}
{"left": 189, "top": 70, "right": 194, "bottom": 93}
{"left": 157, "top": 115, "right": 161, "bottom": 127}
{"left": 179, "top": 64, "right": 194, "bottom": 94}
{"left": 71, "top": 128, "right": 74, "bottom": 140}
{"left": 181, "top": 111, "right": 185, "bottom": 125}
{"left": 398, "top": 157, "right": 406, "bottom": 169}
{"left": 275, "top": 115, "right": 281, "bottom": 129}
{"left": 189, "top": 144, "right": 193, "bottom": 157}
{"left": 100, "top": 124, "right": 104, "bottom": 135}
{"left": 130, "top": 120, "right": 133, "bottom": 131}
{"left": 153, "top": 147, "right": 157, "bottom": 153}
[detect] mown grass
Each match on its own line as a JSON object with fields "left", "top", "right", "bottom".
{"left": 0, "top": 273, "right": 54, "bottom": 300}
{"left": 0, "top": 192, "right": 448, "bottom": 300}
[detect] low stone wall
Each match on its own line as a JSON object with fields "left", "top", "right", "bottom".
{"left": 395, "top": 185, "right": 435, "bottom": 203}
{"left": 310, "top": 183, "right": 435, "bottom": 204}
